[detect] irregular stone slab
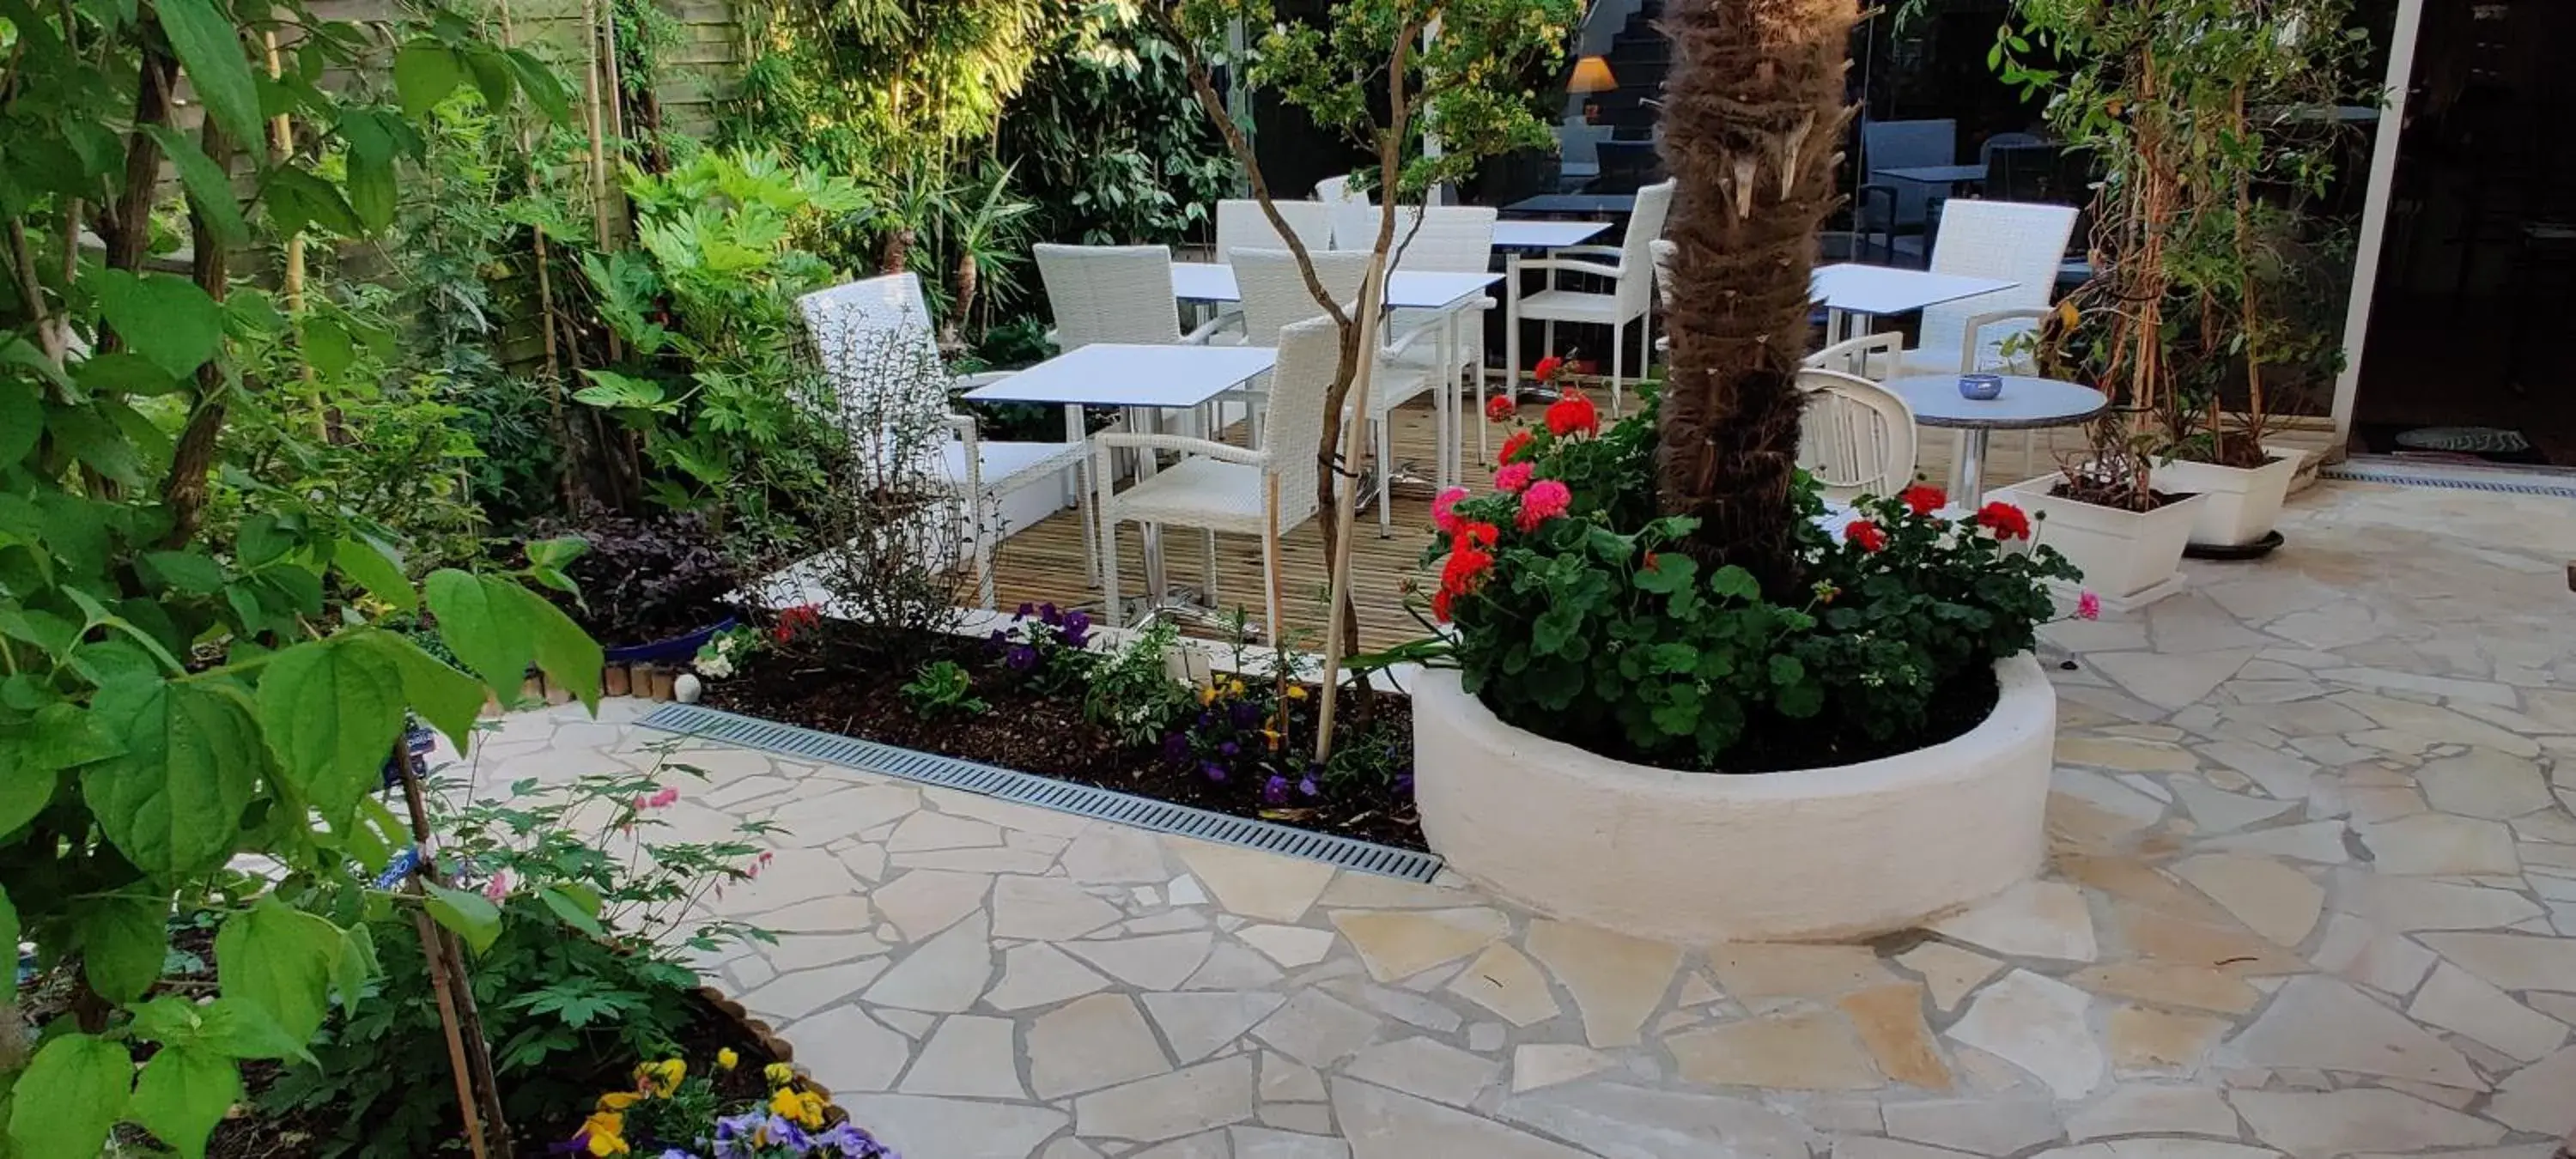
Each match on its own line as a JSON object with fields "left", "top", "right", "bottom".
{"left": 1251, "top": 988, "right": 1384, "bottom": 1067}
{"left": 2335, "top": 693, "right": 2541, "bottom": 757}
{"left": 1329, "top": 907, "right": 1510, "bottom": 983}
{"left": 743, "top": 959, "right": 890, "bottom": 1021}
{"left": 2060, "top": 737, "right": 2201, "bottom": 774}
{"left": 2202, "top": 821, "right": 2351, "bottom": 865}
{"left": 1667, "top": 1009, "right": 1884, "bottom": 1090}
{"left": 1029, "top": 992, "right": 1173, "bottom": 1098}
{"left": 872, "top": 869, "right": 993, "bottom": 941}
{"left": 2170, "top": 782, "right": 2299, "bottom": 835}
{"left": 788, "top": 1004, "right": 912, "bottom": 1093}
{"left": 1039, "top": 1140, "right": 1105, "bottom": 1159}
{"left": 1230, "top": 1126, "right": 1352, "bottom": 1159}
{"left": 1127, "top": 1132, "right": 1229, "bottom": 1159}
{"left": 1315, "top": 873, "right": 1463, "bottom": 909}
{"left": 1942, "top": 969, "right": 2105, "bottom": 1100}
{"left": 1060, "top": 823, "right": 1171, "bottom": 883}
{"left": 1525, "top": 919, "right": 1680, "bottom": 1047}
{"left": 2485, "top": 1042, "right": 2576, "bottom": 1136}
{"left": 1880, "top": 1095, "right": 2063, "bottom": 1156}
{"left": 899, "top": 1014, "right": 1027, "bottom": 1099}
{"left": 2359, "top": 814, "right": 2520, "bottom": 876}
{"left": 2106, "top": 1004, "right": 2228, "bottom": 1076}
{"left": 2417, "top": 749, "right": 2556, "bottom": 819}
{"left": 2408, "top": 963, "right": 2569, "bottom": 1062}
{"left": 2057, "top": 768, "right": 2173, "bottom": 827}
{"left": 1236, "top": 923, "right": 1337, "bottom": 968}
{"left": 1185, "top": 941, "right": 1289, "bottom": 991}
{"left": 1447, "top": 943, "right": 1561, "bottom": 1026}
{"left": 2033, "top": 1144, "right": 2277, "bottom": 1159}
{"left": 2068, "top": 962, "right": 2262, "bottom": 1015}
{"left": 2121, "top": 908, "right": 2309, "bottom": 974}
{"left": 1710, "top": 943, "right": 1898, "bottom": 1000}
{"left": 1896, "top": 942, "right": 2004, "bottom": 1013}
{"left": 1338, "top": 1077, "right": 1589, "bottom": 1159}
{"left": 2418, "top": 931, "right": 2576, "bottom": 992}
{"left": 1175, "top": 839, "right": 1336, "bottom": 922}
{"left": 2357, "top": 877, "right": 2545, "bottom": 931}
{"left": 1064, "top": 930, "right": 1215, "bottom": 991}
{"left": 2227, "top": 976, "right": 2484, "bottom": 1089}
{"left": 2310, "top": 912, "right": 2439, "bottom": 996}
{"left": 755, "top": 895, "right": 877, "bottom": 936}
{"left": 983, "top": 943, "right": 1111, "bottom": 1011}
{"left": 1323, "top": 977, "right": 1461, "bottom": 1035}
{"left": 1260, "top": 1050, "right": 1326, "bottom": 1101}
{"left": 837, "top": 1094, "right": 1066, "bottom": 1159}
{"left": 2230, "top": 1089, "right": 2505, "bottom": 1158}
{"left": 1143, "top": 991, "right": 1287, "bottom": 1064}
{"left": 1835, "top": 1140, "right": 1981, "bottom": 1159}
{"left": 2065, "top": 1084, "right": 2241, "bottom": 1141}
{"left": 1510, "top": 1044, "right": 1613, "bottom": 1093}
{"left": 1493, "top": 1078, "right": 1820, "bottom": 1159}
{"left": 2058, "top": 854, "right": 2236, "bottom": 925}
{"left": 2172, "top": 855, "right": 2323, "bottom": 947}
{"left": 1073, "top": 1056, "right": 1255, "bottom": 1143}
{"left": 990, "top": 874, "right": 1123, "bottom": 941}
{"left": 862, "top": 912, "right": 994, "bottom": 1013}
{"left": 885, "top": 809, "right": 1005, "bottom": 852}
{"left": 1838, "top": 983, "right": 1953, "bottom": 1089}
{"left": 1345, "top": 1036, "right": 1502, "bottom": 1107}
{"left": 1926, "top": 881, "right": 2099, "bottom": 962}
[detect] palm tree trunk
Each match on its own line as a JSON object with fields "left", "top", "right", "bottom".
{"left": 1656, "top": 0, "right": 1857, "bottom": 592}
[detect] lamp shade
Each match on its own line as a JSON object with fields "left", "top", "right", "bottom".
{"left": 1569, "top": 56, "right": 1618, "bottom": 94}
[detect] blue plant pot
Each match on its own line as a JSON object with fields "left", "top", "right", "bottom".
{"left": 604, "top": 617, "right": 740, "bottom": 664}
{"left": 1959, "top": 373, "right": 2005, "bottom": 401}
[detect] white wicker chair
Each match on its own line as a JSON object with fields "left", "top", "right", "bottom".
{"left": 1803, "top": 332, "right": 1905, "bottom": 381}
{"left": 1231, "top": 247, "right": 1438, "bottom": 537}
{"left": 1032, "top": 243, "right": 1251, "bottom": 452}
{"left": 1796, "top": 367, "right": 1919, "bottom": 504}
{"left": 1904, "top": 199, "right": 2080, "bottom": 377}
{"left": 1334, "top": 204, "right": 1501, "bottom": 463}
{"left": 1096, "top": 315, "right": 1338, "bottom": 636}
{"left": 1313, "top": 174, "right": 1370, "bottom": 205}
{"left": 1217, "top": 198, "right": 1337, "bottom": 265}
{"left": 796, "top": 273, "right": 1090, "bottom": 610}
{"left": 1507, "top": 179, "right": 1674, "bottom": 415}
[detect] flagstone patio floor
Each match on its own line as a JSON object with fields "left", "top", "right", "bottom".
{"left": 467, "top": 478, "right": 2576, "bottom": 1159}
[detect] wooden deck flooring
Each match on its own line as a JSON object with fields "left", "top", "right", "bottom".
{"left": 982, "top": 383, "right": 2333, "bottom": 653}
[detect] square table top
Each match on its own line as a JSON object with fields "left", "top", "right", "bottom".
{"left": 1170, "top": 263, "right": 1501, "bottom": 312}
{"left": 1876, "top": 163, "right": 1990, "bottom": 185}
{"left": 1491, "top": 220, "right": 1612, "bottom": 250}
{"left": 961, "top": 343, "right": 1278, "bottom": 410}
{"left": 1504, "top": 192, "right": 1637, "bottom": 215}
{"left": 1810, "top": 263, "right": 2017, "bottom": 317}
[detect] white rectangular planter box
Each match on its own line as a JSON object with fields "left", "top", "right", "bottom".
{"left": 2151, "top": 446, "right": 2307, "bottom": 548}
{"left": 1999, "top": 476, "right": 2207, "bottom": 604}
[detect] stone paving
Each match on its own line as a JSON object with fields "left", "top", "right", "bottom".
{"left": 467, "top": 479, "right": 2576, "bottom": 1159}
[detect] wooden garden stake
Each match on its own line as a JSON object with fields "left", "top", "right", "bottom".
{"left": 1312, "top": 254, "right": 1389, "bottom": 762}
{"left": 391, "top": 740, "right": 513, "bottom": 1156}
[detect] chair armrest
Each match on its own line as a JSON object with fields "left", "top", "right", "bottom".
{"left": 1093, "top": 431, "right": 1267, "bottom": 465}
{"left": 1181, "top": 313, "right": 1241, "bottom": 344}
{"left": 1516, "top": 258, "right": 1625, "bottom": 280}
{"left": 945, "top": 413, "right": 984, "bottom": 495}
{"left": 1545, "top": 244, "right": 1624, "bottom": 260}
{"left": 1961, "top": 308, "right": 2052, "bottom": 371}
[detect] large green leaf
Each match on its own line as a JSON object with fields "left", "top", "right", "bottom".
{"left": 337, "top": 110, "right": 398, "bottom": 232}
{"left": 0, "top": 886, "right": 18, "bottom": 986}
{"left": 0, "top": 703, "right": 119, "bottom": 835}
{"left": 496, "top": 581, "right": 602, "bottom": 710}
{"left": 392, "top": 42, "right": 464, "bottom": 117}
{"left": 349, "top": 631, "right": 482, "bottom": 754}
{"left": 76, "top": 893, "right": 167, "bottom": 1004}
{"left": 424, "top": 569, "right": 532, "bottom": 695}
{"left": 422, "top": 881, "right": 502, "bottom": 955}
{"left": 4, "top": 1033, "right": 131, "bottom": 1159}
{"left": 90, "top": 270, "right": 223, "bottom": 379}
{"left": 215, "top": 900, "right": 341, "bottom": 1044}
{"left": 140, "top": 124, "right": 246, "bottom": 246}
{"left": 131, "top": 993, "right": 309, "bottom": 1061}
{"left": 257, "top": 638, "right": 404, "bottom": 823}
{"left": 501, "top": 47, "right": 571, "bottom": 122}
{"left": 0, "top": 376, "right": 40, "bottom": 466}
{"left": 329, "top": 537, "right": 415, "bottom": 611}
{"left": 155, "top": 0, "right": 262, "bottom": 149}
{"left": 81, "top": 679, "right": 264, "bottom": 873}
{"left": 128, "top": 1044, "right": 240, "bottom": 1159}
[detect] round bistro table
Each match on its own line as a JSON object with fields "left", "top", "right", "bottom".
{"left": 1881, "top": 374, "right": 2111, "bottom": 505}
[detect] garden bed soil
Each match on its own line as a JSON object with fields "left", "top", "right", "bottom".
{"left": 1504, "top": 663, "right": 2002, "bottom": 775}
{"left": 704, "top": 633, "right": 1427, "bottom": 852}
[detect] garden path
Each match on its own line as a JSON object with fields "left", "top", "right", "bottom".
{"left": 471, "top": 478, "right": 2576, "bottom": 1159}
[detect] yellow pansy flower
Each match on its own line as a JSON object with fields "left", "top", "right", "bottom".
{"left": 765, "top": 1062, "right": 796, "bottom": 1088}
{"left": 597, "top": 1091, "right": 641, "bottom": 1111}
{"left": 580, "top": 1111, "right": 628, "bottom": 1156}
{"left": 1285, "top": 684, "right": 1309, "bottom": 701}
{"left": 716, "top": 1048, "right": 739, "bottom": 1072}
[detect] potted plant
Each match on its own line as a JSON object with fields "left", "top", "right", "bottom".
{"left": 1994, "top": 0, "right": 2369, "bottom": 554}
{"left": 1997, "top": 418, "right": 2209, "bottom": 607}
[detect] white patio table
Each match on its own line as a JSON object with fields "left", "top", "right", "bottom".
{"left": 1809, "top": 263, "right": 2019, "bottom": 345}
{"left": 1881, "top": 373, "right": 2109, "bottom": 505}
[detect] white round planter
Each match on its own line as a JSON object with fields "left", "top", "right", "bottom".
{"left": 2152, "top": 446, "right": 2307, "bottom": 549}
{"left": 1412, "top": 654, "right": 2057, "bottom": 944}
{"left": 1999, "top": 476, "right": 2208, "bottom": 604}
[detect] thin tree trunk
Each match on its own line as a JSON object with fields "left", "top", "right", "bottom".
{"left": 160, "top": 116, "right": 234, "bottom": 548}
{"left": 1655, "top": 0, "right": 1857, "bottom": 592}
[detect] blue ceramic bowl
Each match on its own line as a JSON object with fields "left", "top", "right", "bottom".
{"left": 1958, "top": 373, "right": 2005, "bottom": 401}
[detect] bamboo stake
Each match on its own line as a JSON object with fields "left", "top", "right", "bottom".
{"left": 494, "top": 0, "right": 575, "bottom": 506}
{"left": 392, "top": 742, "right": 512, "bottom": 1156}
{"left": 1311, "top": 253, "right": 1389, "bottom": 762}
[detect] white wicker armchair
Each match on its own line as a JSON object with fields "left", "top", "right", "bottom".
{"left": 1334, "top": 204, "right": 1501, "bottom": 462}
{"left": 1095, "top": 315, "right": 1338, "bottom": 635}
{"left": 1231, "top": 247, "right": 1439, "bottom": 537}
{"left": 1904, "top": 199, "right": 2080, "bottom": 376}
{"left": 1216, "top": 198, "right": 1337, "bottom": 265}
{"left": 1795, "top": 367, "right": 1919, "bottom": 504}
{"left": 1803, "top": 332, "right": 1905, "bottom": 381}
{"left": 1507, "top": 179, "right": 1674, "bottom": 415}
{"left": 796, "top": 272, "right": 1089, "bottom": 610}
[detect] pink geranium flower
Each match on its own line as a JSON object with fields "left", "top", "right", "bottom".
{"left": 633, "top": 786, "right": 679, "bottom": 811}
{"left": 1431, "top": 486, "right": 1467, "bottom": 531}
{"left": 1493, "top": 462, "right": 1534, "bottom": 494}
{"left": 2077, "top": 591, "right": 2101, "bottom": 621}
{"left": 482, "top": 871, "right": 511, "bottom": 903}
{"left": 1516, "top": 479, "right": 1571, "bottom": 531}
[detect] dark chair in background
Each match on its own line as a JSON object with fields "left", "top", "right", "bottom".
{"left": 1592, "top": 139, "right": 1666, "bottom": 195}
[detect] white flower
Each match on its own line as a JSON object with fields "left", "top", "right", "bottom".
{"left": 696, "top": 655, "right": 734, "bottom": 679}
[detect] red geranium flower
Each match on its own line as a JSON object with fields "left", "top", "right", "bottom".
{"left": 1484, "top": 394, "right": 1517, "bottom": 422}
{"left": 1976, "top": 501, "right": 2032, "bottom": 541}
{"left": 1431, "top": 587, "right": 1455, "bottom": 622}
{"left": 1844, "top": 519, "right": 1887, "bottom": 552}
{"left": 1900, "top": 483, "right": 1947, "bottom": 518}
{"left": 1498, "top": 430, "right": 1533, "bottom": 464}
{"left": 773, "top": 604, "right": 822, "bottom": 642}
{"left": 1544, "top": 391, "right": 1598, "bottom": 438}
{"left": 1453, "top": 520, "right": 1499, "bottom": 551}
{"left": 1533, "top": 355, "right": 1564, "bottom": 384}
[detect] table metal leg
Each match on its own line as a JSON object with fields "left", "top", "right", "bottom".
{"left": 1067, "top": 404, "right": 1099, "bottom": 589}
{"left": 1954, "top": 428, "right": 1990, "bottom": 507}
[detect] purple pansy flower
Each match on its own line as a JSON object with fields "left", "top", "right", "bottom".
{"left": 1262, "top": 775, "right": 1290, "bottom": 804}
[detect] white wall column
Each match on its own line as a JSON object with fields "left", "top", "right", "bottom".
{"left": 2329, "top": 0, "right": 2427, "bottom": 455}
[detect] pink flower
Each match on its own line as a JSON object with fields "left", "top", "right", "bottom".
{"left": 633, "top": 786, "right": 680, "bottom": 811}
{"left": 2077, "top": 591, "right": 2101, "bottom": 621}
{"left": 1516, "top": 479, "right": 1571, "bottom": 531}
{"left": 1493, "top": 462, "right": 1534, "bottom": 494}
{"left": 482, "top": 871, "right": 511, "bottom": 903}
{"left": 1431, "top": 486, "right": 1467, "bottom": 532}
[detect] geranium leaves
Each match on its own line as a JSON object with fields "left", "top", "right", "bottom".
{"left": 81, "top": 678, "right": 264, "bottom": 875}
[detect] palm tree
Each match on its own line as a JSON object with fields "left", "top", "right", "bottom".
{"left": 1655, "top": 0, "right": 1859, "bottom": 592}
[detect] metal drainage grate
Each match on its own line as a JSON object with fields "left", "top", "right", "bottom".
{"left": 2322, "top": 464, "right": 2576, "bottom": 501}
{"left": 635, "top": 702, "right": 1443, "bottom": 882}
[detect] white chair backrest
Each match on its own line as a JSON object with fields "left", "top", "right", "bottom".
{"left": 1231, "top": 247, "right": 1370, "bottom": 346}
{"left": 1796, "top": 367, "right": 1918, "bottom": 500}
{"left": 1035, "top": 244, "right": 1182, "bottom": 349}
{"left": 794, "top": 274, "right": 957, "bottom": 467}
{"left": 1920, "top": 199, "right": 2081, "bottom": 372}
{"left": 1263, "top": 315, "right": 1339, "bottom": 529}
{"left": 1617, "top": 180, "right": 1676, "bottom": 314}
{"left": 1334, "top": 204, "right": 1498, "bottom": 273}
{"left": 1802, "top": 332, "right": 1905, "bottom": 381}
{"left": 1649, "top": 239, "right": 1677, "bottom": 309}
{"left": 1313, "top": 174, "right": 1370, "bottom": 205}
{"left": 1217, "top": 199, "right": 1337, "bottom": 265}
